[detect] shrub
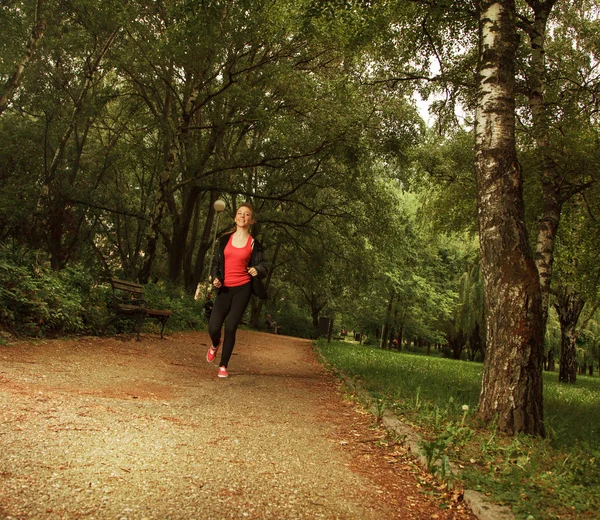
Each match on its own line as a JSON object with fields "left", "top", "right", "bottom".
{"left": 142, "top": 281, "right": 205, "bottom": 333}
{"left": 267, "top": 301, "right": 314, "bottom": 338}
{"left": 0, "top": 243, "right": 219, "bottom": 338}
{"left": 0, "top": 244, "right": 86, "bottom": 336}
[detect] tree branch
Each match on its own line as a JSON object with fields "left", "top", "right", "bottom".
{"left": 0, "top": 0, "right": 46, "bottom": 116}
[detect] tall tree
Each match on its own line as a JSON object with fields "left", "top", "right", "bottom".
{"left": 518, "top": 0, "right": 559, "bottom": 334}
{"left": 474, "top": 0, "right": 544, "bottom": 436}
{"left": 518, "top": 0, "right": 599, "bottom": 335}
{"left": 551, "top": 189, "right": 600, "bottom": 383}
{"left": 117, "top": 0, "right": 383, "bottom": 286}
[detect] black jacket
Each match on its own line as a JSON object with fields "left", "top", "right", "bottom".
{"left": 210, "top": 232, "right": 268, "bottom": 298}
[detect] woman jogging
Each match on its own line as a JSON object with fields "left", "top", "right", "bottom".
{"left": 206, "top": 202, "right": 267, "bottom": 378}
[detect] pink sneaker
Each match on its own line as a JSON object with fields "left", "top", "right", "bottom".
{"left": 206, "top": 341, "right": 220, "bottom": 363}
{"left": 217, "top": 366, "right": 229, "bottom": 378}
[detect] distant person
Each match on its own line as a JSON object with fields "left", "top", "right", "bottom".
{"left": 206, "top": 202, "right": 267, "bottom": 378}
{"left": 266, "top": 314, "right": 280, "bottom": 334}
{"left": 204, "top": 292, "right": 214, "bottom": 320}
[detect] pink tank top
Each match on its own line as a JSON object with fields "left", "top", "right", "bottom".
{"left": 224, "top": 234, "right": 252, "bottom": 287}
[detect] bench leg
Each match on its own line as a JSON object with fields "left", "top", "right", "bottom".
{"left": 159, "top": 317, "right": 170, "bottom": 339}
{"left": 135, "top": 313, "right": 145, "bottom": 341}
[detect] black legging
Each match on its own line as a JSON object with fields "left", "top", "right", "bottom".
{"left": 207, "top": 282, "right": 252, "bottom": 368}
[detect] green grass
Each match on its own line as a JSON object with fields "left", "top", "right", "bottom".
{"left": 316, "top": 340, "right": 600, "bottom": 520}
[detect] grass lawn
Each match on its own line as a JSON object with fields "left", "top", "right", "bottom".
{"left": 316, "top": 340, "right": 600, "bottom": 520}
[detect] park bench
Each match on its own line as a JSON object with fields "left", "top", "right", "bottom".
{"left": 110, "top": 278, "right": 172, "bottom": 340}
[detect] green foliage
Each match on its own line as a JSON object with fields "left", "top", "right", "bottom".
{"left": 0, "top": 243, "right": 205, "bottom": 337}
{"left": 0, "top": 244, "right": 86, "bottom": 336}
{"left": 545, "top": 308, "right": 562, "bottom": 360}
{"left": 409, "top": 130, "right": 477, "bottom": 235}
{"left": 332, "top": 186, "right": 479, "bottom": 350}
{"left": 264, "top": 299, "right": 315, "bottom": 339}
{"left": 278, "top": 312, "right": 314, "bottom": 339}
{"left": 142, "top": 282, "right": 205, "bottom": 333}
{"left": 317, "top": 340, "right": 600, "bottom": 519}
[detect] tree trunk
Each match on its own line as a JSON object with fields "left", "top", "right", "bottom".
{"left": 45, "top": 115, "right": 95, "bottom": 270}
{"left": 310, "top": 296, "right": 325, "bottom": 330}
{"left": 448, "top": 330, "right": 466, "bottom": 360}
{"left": 469, "top": 322, "right": 484, "bottom": 361}
{"left": 381, "top": 289, "right": 394, "bottom": 349}
{"left": 138, "top": 163, "right": 173, "bottom": 284}
{"left": 555, "top": 289, "right": 584, "bottom": 384}
{"left": 37, "top": 31, "right": 117, "bottom": 270}
{"left": 138, "top": 102, "right": 177, "bottom": 285}
{"left": 526, "top": 0, "right": 561, "bottom": 336}
{"left": 183, "top": 193, "right": 203, "bottom": 292}
{"left": 547, "top": 349, "right": 555, "bottom": 371}
{"left": 47, "top": 203, "right": 67, "bottom": 271}
{"left": 188, "top": 192, "right": 222, "bottom": 294}
{"left": 475, "top": 0, "right": 545, "bottom": 436}
{"left": 139, "top": 81, "right": 201, "bottom": 284}
{"left": 167, "top": 186, "right": 201, "bottom": 284}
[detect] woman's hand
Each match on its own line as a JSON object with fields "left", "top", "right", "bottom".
{"left": 213, "top": 277, "right": 222, "bottom": 288}
{"left": 247, "top": 267, "right": 258, "bottom": 277}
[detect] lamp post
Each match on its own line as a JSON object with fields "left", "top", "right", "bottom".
{"left": 207, "top": 199, "right": 226, "bottom": 285}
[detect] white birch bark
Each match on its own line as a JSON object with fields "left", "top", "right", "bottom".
{"left": 525, "top": 0, "right": 560, "bottom": 334}
{"left": 475, "top": 0, "right": 545, "bottom": 436}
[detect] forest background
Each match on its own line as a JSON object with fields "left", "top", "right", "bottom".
{"left": 2, "top": 0, "right": 600, "bottom": 437}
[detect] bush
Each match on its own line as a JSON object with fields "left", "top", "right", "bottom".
{"left": 142, "top": 281, "right": 205, "bottom": 333}
{"left": 268, "top": 302, "right": 315, "bottom": 339}
{"left": 0, "top": 242, "right": 292, "bottom": 339}
{"left": 0, "top": 243, "right": 206, "bottom": 338}
{"left": 0, "top": 244, "right": 87, "bottom": 336}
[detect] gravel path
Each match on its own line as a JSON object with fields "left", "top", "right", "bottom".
{"left": 0, "top": 331, "right": 475, "bottom": 519}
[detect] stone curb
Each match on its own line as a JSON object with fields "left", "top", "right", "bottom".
{"left": 321, "top": 360, "right": 515, "bottom": 520}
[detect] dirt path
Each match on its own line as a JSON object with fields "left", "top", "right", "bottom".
{"left": 0, "top": 330, "right": 475, "bottom": 519}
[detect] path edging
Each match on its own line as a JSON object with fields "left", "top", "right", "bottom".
{"left": 317, "top": 353, "right": 514, "bottom": 520}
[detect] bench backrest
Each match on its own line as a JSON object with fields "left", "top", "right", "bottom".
{"left": 110, "top": 279, "right": 146, "bottom": 308}
{"left": 111, "top": 278, "right": 144, "bottom": 295}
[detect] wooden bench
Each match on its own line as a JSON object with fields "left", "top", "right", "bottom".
{"left": 110, "top": 278, "right": 172, "bottom": 340}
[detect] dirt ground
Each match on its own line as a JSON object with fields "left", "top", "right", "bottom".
{"left": 0, "top": 330, "right": 477, "bottom": 519}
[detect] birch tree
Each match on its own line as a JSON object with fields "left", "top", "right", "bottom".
{"left": 474, "top": 0, "right": 545, "bottom": 435}
{"left": 551, "top": 189, "right": 600, "bottom": 383}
